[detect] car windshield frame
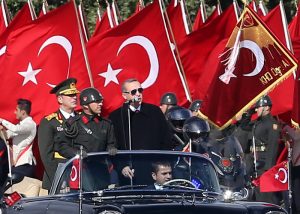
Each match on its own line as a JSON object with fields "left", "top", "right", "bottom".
{"left": 49, "top": 150, "right": 221, "bottom": 195}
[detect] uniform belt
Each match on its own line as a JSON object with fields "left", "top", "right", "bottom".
{"left": 250, "top": 145, "right": 266, "bottom": 152}
{"left": 54, "top": 152, "right": 66, "bottom": 159}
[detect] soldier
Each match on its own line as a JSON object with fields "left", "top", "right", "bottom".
{"left": 240, "top": 95, "right": 281, "bottom": 204}
{"left": 55, "top": 87, "right": 117, "bottom": 159}
{"left": 189, "top": 100, "right": 202, "bottom": 117}
{"left": 38, "top": 78, "right": 79, "bottom": 191}
{"left": 182, "top": 116, "right": 210, "bottom": 154}
{"left": 166, "top": 106, "right": 192, "bottom": 149}
{"left": 159, "top": 92, "right": 177, "bottom": 115}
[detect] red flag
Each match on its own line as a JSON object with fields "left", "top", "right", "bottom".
{"left": 38, "top": 0, "right": 49, "bottom": 17}
{"left": 193, "top": 0, "right": 207, "bottom": 31}
{"left": 92, "top": 3, "right": 115, "bottom": 38}
{"left": 260, "top": 161, "right": 288, "bottom": 192}
{"left": 262, "top": 4, "right": 295, "bottom": 116}
{"left": 182, "top": 142, "right": 191, "bottom": 152}
{"left": 166, "top": 0, "right": 189, "bottom": 41}
{"left": 0, "top": 1, "right": 91, "bottom": 122}
{"left": 179, "top": 4, "right": 237, "bottom": 99}
{"left": 134, "top": 0, "right": 145, "bottom": 14}
{"left": 69, "top": 158, "right": 80, "bottom": 189}
{"left": 199, "top": 6, "right": 297, "bottom": 128}
{"left": 0, "top": 0, "right": 10, "bottom": 35}
{"left": 86, "top": 0, "right": 189, "bottom": 115}
{"left": 290, "top": 3, "right": 300, "bottom": 128}
{"left": 0, "top": 3, "right": 32, "bottom": 47}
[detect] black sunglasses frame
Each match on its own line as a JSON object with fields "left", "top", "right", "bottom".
{"left": 124, "top": 87, "right": 144, "bottom": 95}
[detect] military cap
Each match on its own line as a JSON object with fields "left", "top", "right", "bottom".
{"left": 255, "top": 95, "right": 272, "bottom": 108}
{"left": 189, "top": 100, "right": 202, "bottom": 112}
{"left": 160, "top": 92, "right": 177, "bottom": 105}
{"left": 50, "top": 78, "right": 80, "bottom": 96}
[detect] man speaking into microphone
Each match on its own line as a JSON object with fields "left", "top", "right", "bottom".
{"left": 109, "top": 78, "right": 172, "bottom": 180}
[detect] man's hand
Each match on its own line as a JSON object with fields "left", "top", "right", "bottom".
{"left": 122, "top": 166, "right": 135, "bottom": 179}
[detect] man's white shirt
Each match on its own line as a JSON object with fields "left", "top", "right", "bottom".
{"left": 2, "top": 116, "right": 36, "bottom": 166}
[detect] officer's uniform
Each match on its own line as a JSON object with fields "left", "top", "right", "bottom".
{"left": 253, "top": 113, "right": 281, "bottom": 204}
{"left": 56, "top": 112, "right": 117, "bottom": 159}
{"left": 38, "top": 78, "right": 79, "bottom": 190}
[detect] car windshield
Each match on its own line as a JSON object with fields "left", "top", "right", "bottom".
{"left": 52, "top": 151, "right": 220, "bottom": 194}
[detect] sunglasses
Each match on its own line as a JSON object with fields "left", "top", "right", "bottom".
{"left": 124, "top": 87, "right": 144, "bottom": 95}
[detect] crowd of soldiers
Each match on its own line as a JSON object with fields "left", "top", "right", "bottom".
{"left": 0, "top": 77, "right": 299, "bottom": 213}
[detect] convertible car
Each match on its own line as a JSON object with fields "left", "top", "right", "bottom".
{"left": 3, "top": 151, "right": 287, "bottom": 214}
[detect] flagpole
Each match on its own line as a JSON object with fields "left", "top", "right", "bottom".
{"left": 0, "top": 130, "right": 13, "bottom": 193}
{"left": 79, "top": 146, "right": 83, "bottom": 214}
{"left": 159, "top": 0, "right": 192, "bottom": 102}
{"left": 71, "top": 0, "right": 94, "bottom": 87}
{"left": 287, "top": 140, "right": 293, "bottom": 214}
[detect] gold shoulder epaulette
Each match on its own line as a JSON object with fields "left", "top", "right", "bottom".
{"left": 45, "top": 113, "right": 58, "bottom": 121}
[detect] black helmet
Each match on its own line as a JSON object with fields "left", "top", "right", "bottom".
{"left": 166, "top": 106, "right": 192, "bottom": 133}
{"left": 255, "top": 95, "right": 272, "bottom": 108}
{"left": 183, "top": 116, "right": 210, "bottom": 143}
{"left": 80, "top": 87, "right": 103, "bottom": 105}
{"left": 189, "top": 100, "right": 202, "bottom": 112}
{"left": 160, "top": 92, "right": 177, "bottom": 105}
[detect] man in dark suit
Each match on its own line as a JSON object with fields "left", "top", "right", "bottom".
{"left": 38, "top": 78, "right": 79, "bottom": 191}
{"left": 109, "top": 78, "right": 172, "bottom": 178}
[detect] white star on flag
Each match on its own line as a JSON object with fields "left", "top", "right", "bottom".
{"left": 275, "top": 173, "right": 279, "bottom": 180}
{"left": 99, "top": 63, "right": 122, "bottom": 87}
{"left": 18, "top": 63, "right": 42, "bottom": 86}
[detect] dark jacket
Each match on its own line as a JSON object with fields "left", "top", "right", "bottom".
{"left": 38, "top": 110, "right": 68, "bottom": 190}
{"left": 109, "top": 103, "right": 172, "bottom": 150}
{"left": 56, "top": 113, "right": 117, "bottom": 159}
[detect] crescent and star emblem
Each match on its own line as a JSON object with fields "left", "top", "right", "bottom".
{"left": 219, "top": 39, "right": 265, "bottom": 84}
{"left": 18, "top": 35, "right": 72, "bottom": 87}
{"left": 70, "top": 165, "right": 78, "bottom": 182}
{"left": 275, "top": 167, "right": 288, "bottom": 184}
{"left": 99, "top": 35, "right": 159, "bottom": 89}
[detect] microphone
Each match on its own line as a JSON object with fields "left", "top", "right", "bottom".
{"left": 127, "top": 96, "right": 141, "bottom": 103}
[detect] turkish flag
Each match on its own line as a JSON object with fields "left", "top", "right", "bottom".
{"left": 86, "top": 0, "right": 189, "bottom": 114}
{"left": 262, "top": 4, "right": 295, "bottom": 116}
{"left": 0, "top": 3, "right": 32, "bottom": 47}
{"left": 178, "top": 4, "right": 237, "bottom": 99}
{"left": 166, "top": 0, "right": 189, "bottom": 42}
{"left": 92, "top": 11, "right": 113, "bottom": 37}
{"left": 192, "top": 1, "right": 206, "bottom": 31}
{"left": 260, "top": 161, "right": 288, "bottom": 192}
{"left": 69, "top": 158, "right": 80, "bottom": 189}
{"left": 0, "top": 0, "right": 9, "bottom": 35}
{"left": 0, "top": 1, "right": 91, "bottom": 122}
{"left": 199, "top": 6, "right": 297, "bottom": 128}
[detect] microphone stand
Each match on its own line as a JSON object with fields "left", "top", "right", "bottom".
{"left": 126, "top": 103, "right": 133, "bottom": 186}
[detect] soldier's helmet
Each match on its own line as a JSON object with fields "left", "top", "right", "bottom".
{"left": 166, "top": 106, "right": 192, "bottom": 133}
{"left": 80, "top": 87, "right": 103, "bottom": 105}
{"left": 183, "top": 116, "right": 210, "bottom": 143}
{"left": 160, "top": 92, "right": 177, "bottom": 105}
{"left": 255, "top": 95, "right": 272, "bottom": 108}
{"left": 189, "top": 100, "right": 202, "bottom": 112}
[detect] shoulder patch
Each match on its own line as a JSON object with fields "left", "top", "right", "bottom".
{"left": 45, "top": 113, "right": 58, "bottom": 121}
{"left": 273, "top": 124, "right": 278, "bottom": 130}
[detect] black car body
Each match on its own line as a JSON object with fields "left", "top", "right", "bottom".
{"left": 3, "top": 151, "right": 287, "bottom": 214}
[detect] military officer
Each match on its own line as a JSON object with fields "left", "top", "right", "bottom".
{"left": 38, "top": 78, "right": 79, "bottom": 191}
{"left": 240, "top": 95, "right": 281, "bottom": 204}
{"left": 55, "top": 87, "right": 117, "bottom": 159}
{"left": 159, "top": 92, "right": 177, "bottom": 115}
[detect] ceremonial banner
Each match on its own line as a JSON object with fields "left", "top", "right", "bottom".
{"left": 200, "top": 6, "right": 297, "bottom": 129}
